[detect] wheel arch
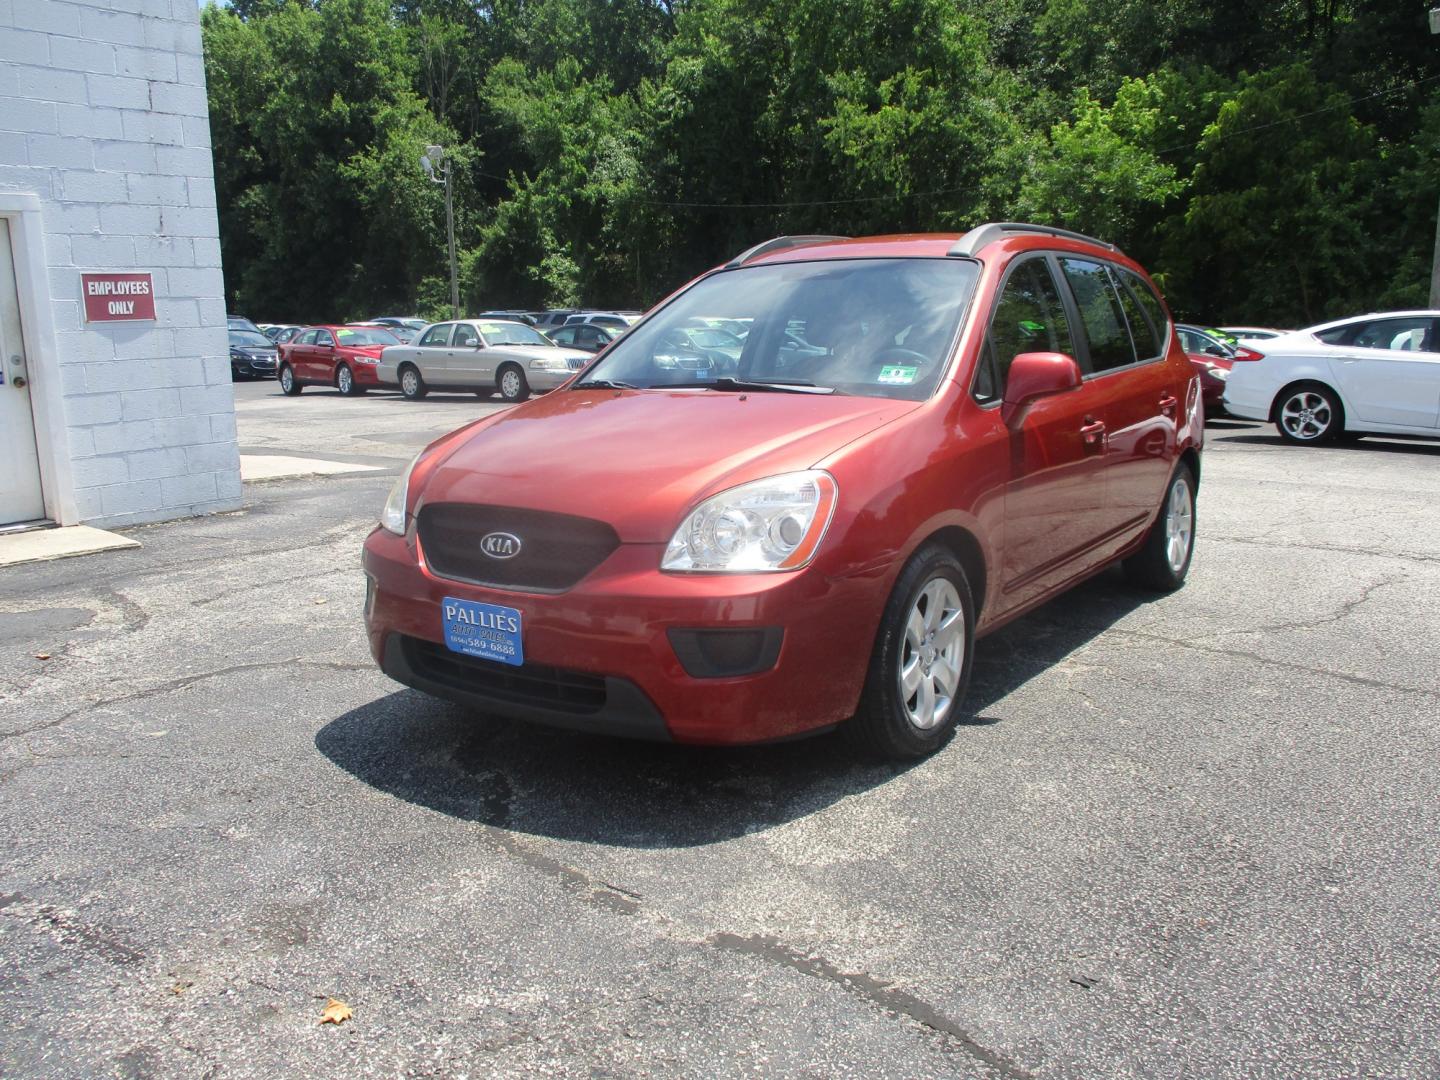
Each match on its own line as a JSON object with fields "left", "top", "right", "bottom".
{"left": 915, "top": 524, "right": 988, "bottom": 624}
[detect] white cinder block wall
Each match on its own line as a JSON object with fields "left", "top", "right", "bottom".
{"left": 0, "top": 0, "right": 240, "bottom": 527}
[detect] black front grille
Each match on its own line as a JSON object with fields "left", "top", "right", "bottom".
{"left": 403, "top": 636, "right": 607, "bottom": 714}
{"left": 417, "top": 503, "right": 620, "bottom": 592}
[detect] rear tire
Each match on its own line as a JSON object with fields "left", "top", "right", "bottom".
{"left": 1123, "top": 464, "right": 1196, "bottom": 592}
{"left": 279, "top": 365, "right": 302, "bottom": 396}
{"left": 498, "top": 365, "right": 530, "bottom": 403}
{"left": 399, "top": 364, "right": 428, "bottom": 401}
{"left": 843, "top": 544, "right": 975, "bottom": 760}
{"left": 1274, "top": 382, "right": 1342, "bottom": 445}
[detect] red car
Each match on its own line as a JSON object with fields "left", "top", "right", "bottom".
{"left": 363, "top": 225, "right": 1203, "bottom": 758}
{"left": 278, "top": 324, "right": 402, "bottom": 396}
{"left": 1177, "top": 325, "right": 1264, "bottom": 414}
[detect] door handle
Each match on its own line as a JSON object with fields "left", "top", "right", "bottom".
{"left": 1080, "top": 417, "right": 1107, "bottom": 448}
{"left": 1158, "top": 393, "right": 1178, "bottom": 416}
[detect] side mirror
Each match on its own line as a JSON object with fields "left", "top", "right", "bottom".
{"left": 1205, "top": 345, "right": 1227, "bottom": 357}
{"left": 1001, "top": 351, "right": 1082, "bottom": 426}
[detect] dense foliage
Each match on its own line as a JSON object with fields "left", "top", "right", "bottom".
{"left": 203, "top": 0, "right": 1440, "bottom": 327}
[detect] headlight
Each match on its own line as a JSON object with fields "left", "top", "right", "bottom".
{"left": 353, "top": 354, "right": 379, "bottom": 365}
{"left": 528, "top": 357, "right": 572, "bottom": 372}
{"left": 662, "top": 471, "right": 837, "bottom": 573}
{"left": 380, "top": 452, "right": 423, "bottom": 535}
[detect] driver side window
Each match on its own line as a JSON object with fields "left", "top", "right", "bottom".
{"left": 975, "top": 257, "right": 1075, "bottom": 403}
{"left": 419, "top": 324, "right": 452, "bottom": 348}
{"left": 452, "top": 324, "right": 479, "bottom": 347}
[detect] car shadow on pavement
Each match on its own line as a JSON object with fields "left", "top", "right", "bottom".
{"left": 1222, "top": 433, "right": 1440, "bottom": 456}
{"left": 315, "top": 568, "right": 1156, "bottom": 849}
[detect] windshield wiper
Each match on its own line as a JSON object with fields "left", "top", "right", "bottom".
{"left": 573, "top": 378, "right": 639, "bottom": 390}
{"left": 661, "top": 377, "right": 834, "bottom": 395}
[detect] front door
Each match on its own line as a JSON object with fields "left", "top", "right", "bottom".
{"left": 1321, "top": 316, "right": 1440, "bottom": 429}
{"left": 984, "top": 255, "right": 1111, "bottom": 608}
{"left": 0, "top": 218, "right": 45, "bottom": 525}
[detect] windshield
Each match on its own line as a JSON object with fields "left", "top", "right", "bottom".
{"left": 578, "top": 258, "right": 978, "bottom": 400}
{"left": 229, "top": 330, "right": 271, "bottom": 347}
{"left": 479, "top": 321, "right": 551, "bottom": 347}
{"left": 336, "top": 326, "right": 400, "bottom": 346}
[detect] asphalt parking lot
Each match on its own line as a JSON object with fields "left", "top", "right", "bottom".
{"left": 3, "top": 379, "right": 1439, "bottom": 1078}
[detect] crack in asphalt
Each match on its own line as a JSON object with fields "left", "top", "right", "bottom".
{"left": 0, "top": 658, "right": 376, "bottom": 741}
{"left": 1207, "top": 574, "right": 1403, "bottom": 637}
{"left": 1109, "top": 627, "right": 1440, "bottom": 700}
{"left": 1211, "top": 534, "right": 1440, "bottom": 565}
{"left": 709, "top": 932, "right": 1035, "bottom": 1079}
{"left": 0, "top": 892, "right": 145, "bottom": 967}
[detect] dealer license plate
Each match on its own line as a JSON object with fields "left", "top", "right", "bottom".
{"left": 441, "top": 597, "right": 524, "bottom": 667}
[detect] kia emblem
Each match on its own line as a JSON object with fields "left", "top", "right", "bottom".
{"left": 480, "top": 531, "right": 522, "bottom": 559}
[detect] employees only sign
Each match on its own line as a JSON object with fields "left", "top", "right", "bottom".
{"left": 82, "top": 272, "right": 156, "bottom": 322}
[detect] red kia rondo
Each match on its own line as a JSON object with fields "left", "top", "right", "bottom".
{"left": 362, "top": 224, "right": 1202, "bottom": 758}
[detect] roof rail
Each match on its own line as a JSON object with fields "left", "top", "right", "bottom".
{"left": 948, "top": 222, "right": 1118, "bottom": 258}
{"left": 725, "top": 235, "right": 849, "bottom": 269}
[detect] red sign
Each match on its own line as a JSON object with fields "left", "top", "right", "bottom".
{"left": 81, "top": 272, "right": 156, "bottom": 322}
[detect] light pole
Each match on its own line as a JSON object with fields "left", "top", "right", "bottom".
{"left": 421, "top": 144, "right": 460, "bottom": 319}
{"left": 1431, "top": 10, "right": 1440, "bottom": 307}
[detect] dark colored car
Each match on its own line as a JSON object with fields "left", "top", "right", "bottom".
{"left": 228, "top": 329, "right": 279, "bottom": 379}
{"left": 547, "top": 323, "right": 619, "bottom": 352}
{"left": 228, "top": 315, "right": 263, "bottom": 335}
{"left": 363, "top": 224, "right": 1202, "bottom": 759}
{"left": 278, "top": 324, "right": 402, "bottom": 396}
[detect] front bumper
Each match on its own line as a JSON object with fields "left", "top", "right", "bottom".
{"left": 525, "top": 365, "right": 579, "bottom": 391}
{"left": 361, "top": 525, "right": 884, "bottom": 745}
{"left": 232, "top": 354, "right": 278, "bottom": 377}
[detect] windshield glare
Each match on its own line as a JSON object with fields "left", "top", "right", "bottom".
{"left": 336, "top": 327, "right": 400, "bottom": 346}
{"left": 479, "top": 321, "right": 551, "bottom": 346}
{"left": 581, "top": 258, "right": 978, "bottom": 400}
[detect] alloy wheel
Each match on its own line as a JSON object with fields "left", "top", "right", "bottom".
{"left": 897, "top": 578, "right": 965, "bottom": 731}
{"left": 1279, "top": 390, "right": 1332, "bottom": 441}
{"left": 402, "top": 369, "right": 419, "bottom": 396}
{"left": 1165, "top": 475, "right": 1194, "bottom": 574}
{"left": 501, "top": 369, "right": 521, "bottom": 399}
{"left": 337, "top": 366, "right": 352, "bottom": 394}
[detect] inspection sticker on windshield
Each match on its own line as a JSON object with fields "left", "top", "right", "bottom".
{"left": 877, "top": 365, "right": 918, "bottom": 385}
{"left": 441, "top": 597, "right": 524, "bottom": 667}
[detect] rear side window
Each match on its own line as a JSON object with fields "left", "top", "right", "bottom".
{"left": 1113, "top": 273, "right": 1162, "bottom": 361}
{"left": 314, "top": 329, "right": 334, "bottom": 347}
{"left": 1118, "top": 269, "right": 1168, "bottom": 352}
{"left": 976, "top": 256, "right": 1076, "bottom": 402}
{"left": 1058, "top": 258, "right": 1136, "bottom": 373}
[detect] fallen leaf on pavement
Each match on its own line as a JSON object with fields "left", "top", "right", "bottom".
{"left": 319, "top": 998, "right": 352, "bottom": 1025}
{"left": 34, "top": 653, "right": 50, "bottom": 661}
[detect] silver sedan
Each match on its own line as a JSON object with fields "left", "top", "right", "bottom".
{"left": 377, "top": 319, "right": 592, "bottom": 402}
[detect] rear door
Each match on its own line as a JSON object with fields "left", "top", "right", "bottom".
{"left": 981, "top": 254, "right": 1113, "bottom": 609}
{"left": 1056, "top": 257, "right": 1178, "bottom": 550}
{"left": 1320, "top": 316, "right": 1440, "bottom": 429}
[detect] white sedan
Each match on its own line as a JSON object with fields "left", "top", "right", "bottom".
{"left": 377, "top": 319, "right": 592, "bottom": 402}
{"left": 1222, "top": 310, "right": 1440, "bottom": 444}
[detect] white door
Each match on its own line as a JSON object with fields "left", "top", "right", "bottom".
{"left": 0, "top": 218, "right": 45, "bottom": 525}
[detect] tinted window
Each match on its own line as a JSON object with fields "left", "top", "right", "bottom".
{"left": 1319, "top": 317, "right": 1433, "bottom": 352}
{"left": 580, "top": 258, "right": 979, "bottom": 402}
{"left": 549, "top": 327, "right": 577, "bottom": 345}
{"left": 978, "top": 257, "right": 1076, "bottom": 400}
{"left": 1113, "top": 274, "right": 1161, "bottom": 361}
{"left": 419, "top": 324, "right": 452, "bottom": 347}
{"left": 1121, "top": 270, "right": 1169, "bottom": 347}
{"left": 229, "top": 330, "right": 271, "bottom": 347}
{"left": 314, "top": 329, "right": 334, "bottom": 347}
{"left": 1059, "top": 258, "right": 1136, "bottom": 373}
{"left": 453, "top": 323, "right": 480, "bottom": 347}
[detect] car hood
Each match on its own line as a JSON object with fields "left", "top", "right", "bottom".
{"left": 420, "top": 388, "right": 919, "bottom": 541}
{"left": 343, "top": 344, "right": 388, "bottom": 358}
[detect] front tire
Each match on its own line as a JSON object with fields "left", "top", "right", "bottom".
{"left": 1123, "top": 464, "right": 1196, "bottom": 591}
{"left": 844, "top": 544, "right": 975, "bottom": 760}
{"left": 336, "top": 365, "right": 365, "bottom": 396}
{"left": 498, "top": 365, "right": 530, "bottom": 403}
{"left": 278, "top": 365, "right": 302, "bottom": 396}
{"left": 1274, "top": 383, "right": 1342, "bottom": 444}
{"left": 399, "top": 364, "right": 428, "bottom": 401}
